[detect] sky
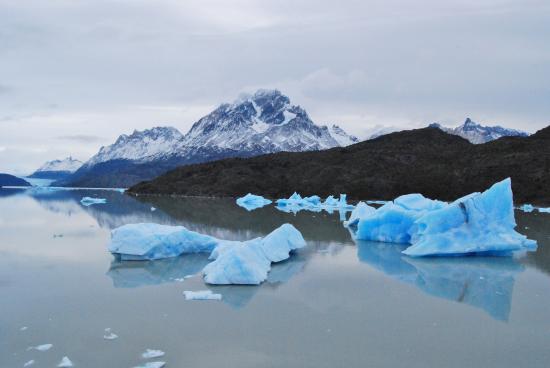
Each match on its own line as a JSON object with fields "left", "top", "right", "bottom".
{"left": 1, "top": 0, "right": 549, "bottom": 175}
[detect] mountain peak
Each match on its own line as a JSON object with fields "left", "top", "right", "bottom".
{"left": 431, "top": 118, "right": 528, "bottom": 144}
{"left": 33, "top": 156, "right": 83, "bottom": 176}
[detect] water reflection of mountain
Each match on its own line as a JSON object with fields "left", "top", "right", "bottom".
{"left": 356, "top": 241, "right": 524, "bottom": 321}
{"left": 107, "top": 251, "right": 308, "bottom": 309}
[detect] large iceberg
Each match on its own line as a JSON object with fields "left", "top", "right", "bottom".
{"left": 203, "top": 224, "right": 306, "bottom": 285}
{"left": 236, "top": 193, "right": 272, "bottom": 211}
{"left": 351, "top": 179, "right": 537, "bottom": 257}
{"left": 344, "top": 201, "right": 376, "bottom": 227}
{"left": 107, "top": 223, "right": 308, "bottom": 285}
{"left": 108, "top": 223, "right": 219, "bottom": 260}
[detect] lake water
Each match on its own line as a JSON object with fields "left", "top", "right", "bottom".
{"left": 1, "top": 188, "right": 550, "bottom": 368}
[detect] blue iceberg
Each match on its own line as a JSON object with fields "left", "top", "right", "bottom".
{"left": 108, "top": 223, "right": 219, "bottom": 260}
{"left": 203, "top": 224, "right": 306, "bottom": 285}
{"left": 344, "top": 201, "right": 376, "bottom": 227}
{"left": 236, "top": 193, "right": 272, "bottom": 211}
{"left": 352, "top": 178, "right": 537, "bottom": 257}
{"left": 519, "top": 204, "right": 535, "bottom": 213}
{"left": 80, "top": 196, "right": 107, "bottom": 206}
{"left": 276, "top": 193, "right": 354, "bottom": 216}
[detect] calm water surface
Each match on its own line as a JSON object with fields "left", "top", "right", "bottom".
{"left": 1, "top": 188, "right": 550, "bottom": 367}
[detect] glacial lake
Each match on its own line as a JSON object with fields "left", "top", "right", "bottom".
{"left": 1, "top": 187, "right": 550, "bottom": 368}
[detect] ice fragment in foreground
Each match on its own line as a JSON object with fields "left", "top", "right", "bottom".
{"left": 108, "top": 223, "right": 219, "bottom": 260}
{"left": 23, "top": 360, "right": 35, "bottom": 367}
{"left": 57, "top": 356, "right": 73, "bottom": 367}
{"left": 236, "top": 193, "right": 272, "bottom": 211}
{"left": 183, "top": 290, "right": 222, "bottom": 300}
{"left": 103, "top": 328, "right": 118, "bottom": 340}
{"left": 141, "top": 349, "right": 165, "bottom": 359}
{"left": 203, "top": 224, "right": 306, "bottom": 285}
{"left": 133, "top": 362, "right": 165, "bottom": 368}
{"left": 80, "top": 196, "right": 107, "bottom": 206}
{"left": 33, "top": 344, "right": 53, "bottom": 351}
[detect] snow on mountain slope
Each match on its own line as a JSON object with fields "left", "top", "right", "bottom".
{"left": 430, "top": 118, "right": 529, "bottom": 144}
{"left": 84, "top": 127, "right": 184, "bottom": 167}
{"left": 179, "top": 89, "right": 341, "bottom": 154}
{"left": 35, "top": 157, "right": 82, "bottom": 173}
{"left": 328, "top": 124, "right": 359, "bottom": 146}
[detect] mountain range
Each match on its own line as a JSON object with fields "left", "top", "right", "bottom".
{"left": 128, "top": 125, "right": 550, "bottom": 205}
{"left": 58, "top": 90, "right": 358, "bottom": 187}
{"left": 29, "top": 156, "right": 83, "bottom": 180}
{"left": 430, "top": 118, "right": 529, "bottom": 144}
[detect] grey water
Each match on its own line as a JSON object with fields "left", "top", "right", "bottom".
{"left": 1, "top": 188, "right": 550, "bottom": 368}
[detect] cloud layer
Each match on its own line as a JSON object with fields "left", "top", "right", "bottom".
{"left": 1, "top": 0, "right": 549, "bottom": 174}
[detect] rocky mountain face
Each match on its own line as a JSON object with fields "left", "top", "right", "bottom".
{"left": 0, "top": 173, "right": 31, "bottom": 187}
{"left": 128, "top": 125, "right": 550, "bottom": 206}
{"left": 29, "top": 157, "right": 83, "bottom": 179}
{"left": 61, "top": 90, "right": 358, "bottom": 187}
{"left": 430, "top": 118, "right": 529, "bottom": 144}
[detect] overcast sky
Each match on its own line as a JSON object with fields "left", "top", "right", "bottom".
{"left": 1, "top": 0, "right": 549, "bottom": 174}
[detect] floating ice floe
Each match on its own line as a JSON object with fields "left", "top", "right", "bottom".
{"left": 539, "top": 207, "right": 550, "bottom": 213}
{"left": 203, "top": 224, "right": 306, "bottom": 285}
{"left": 519, "top": 204, "right": 535, "bottom": 212}
{"left": 276, "top": 193, "right": 354, "bottom": 215}
{"left": 108, "top": 223, "right": 307, "bottom": 285}
{"left": 32, "top": 344, "right": 53, "bottom": 351}
{"left": 141, "top": 349, "right": 165, "bottom": 359}
{"left": 108, "top": 223, "right": 219, "bottom": 260}
{"left": 20, "top": 326, "right": 28, "bottom": 331}
{"left": 103, "top": 328, "right": 118, "bottom": 340}
{"left": 133, "top": 362, "right": 165, "bottom": 368}
{"left": 23, "top": 360, "right": 35, "bottom": 367}
{"left": 183, "top": 290, "right": 222, "bottom": 300}
{"left": 80, "top": 196, "right": 107, "bottom": 206}
{"left": 350, "top": 179, "right": 537, "bottom": 257}
{"left": 150, "top": 207, "right": 156, "bottom": 211}
{"left": 57, "top": 356, "right": 73, "bottom": 367}
{"left": 236, "top": 193, "right": 272, "bottom": 211}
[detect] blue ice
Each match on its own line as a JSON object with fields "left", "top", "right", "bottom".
{"left": 236, "top": 193, "right": 272, "bottom": 211}
{"left": 203, "top": 224, "right": 306, "bottom": 285}
{"left": 351, "top": 179, "right": 537, "bottom": 257}
{"left": 80, "top": 196, "right": 107, "bottom": 206}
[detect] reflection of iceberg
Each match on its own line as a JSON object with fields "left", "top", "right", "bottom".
{"left": 356, "top": 240, "right": 524, "bottom": 321}
{"left": 107, "top": 253, "right": 211, "bottom": 288}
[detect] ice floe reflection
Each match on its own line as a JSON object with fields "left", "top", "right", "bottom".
{"left": 356, "top": 240, "right": 523, "bottom": 321}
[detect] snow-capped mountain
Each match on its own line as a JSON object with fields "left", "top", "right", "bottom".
{"left": 29, "top": 157, "right": 83, "bottom": 179}
{"left": 430, "top": 118, "right": 529, "bottom": 144}
{"left": 84, "top": 127, "right": 184, "bottom": 168}
{"left": 328, "top": 124, "right": 359, "bottom": 146}
{"left": 61, "top": 90, "right": 359, "bottom": 187}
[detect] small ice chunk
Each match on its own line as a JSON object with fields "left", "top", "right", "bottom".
{"left": 183, "top": 290, "right": 222, "bottom": 300}
{"left": 103, "top": 328, "right": 118, "bottom": 340}
{"left": 80, "top": 196, "right": 107, "bottom": 206}
{"left": 519, "top": 204, "right": 534, "bottom": 212}
{"left": 34, "top": 344, "right": 53, "bottom": 351}
{"left": 150, "top": 207, "right": 156, "bottom": 211}
{"left": 20, "top": 326, "right": 28, "bottom": 331}
{"left": 203, "top": 224, "right": 306, "bottom": 285}
{"left": 236, "top": 193, "right": 272, "bottom": 211}
{"left": 538, "top": 207, "right": 550, "bottom": 213}
{"left": 141, "top": 349, "right": 165, "bottom": 359}
{"left": 133, "top": 362, "right": 166, "bottom": 368}
{"left": 108, "top": 223, "right": 220, "bottom": 260}
{"left": 57, "top": 356, "right": 73, "bottom": 367}
{"left": 23, "top": 360, "right": 35, "bottom": 367}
